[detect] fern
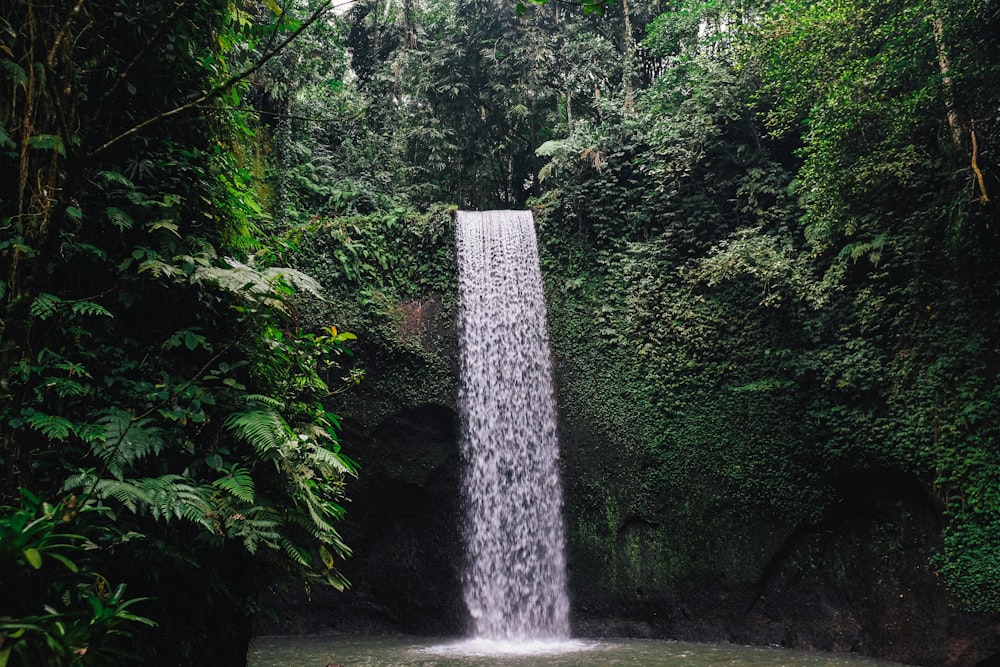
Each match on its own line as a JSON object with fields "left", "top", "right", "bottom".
{"left": 24, "top": 410, "right": 74, "bottom": 441}
{"left": 70, "top": 300, "right": 113, "bottom": 318}
{"left": 70, "top": 473, "right": 226, "bottom": 537}
{"left": 30, "top": 292, "right": 63, "bottom": 320}
{"left": 193, "top": 257, "right": 328, "bottom": 308}
{"left": 837, "top": 234, "right": 887, "bottom": 266}
{"left": 226, "top": 408, "right": 292, "bottom": 460}
{"left": 280, "top": 538, "right": 311, "bottom": 567}
{"left": 262, "top": 267, "right": 327, "bottom": 301}
{"left": 308, "top": 445, "right": 354, "bottom": 476}
{"left": 224, "top": 506, "right": 283, "bottom": 554}
{"left": 105, "top": 206, "right": 134, "bottom": 230}
{"left": 73, "top": 421, "right": 106, "bottom": 444}
{"left": 96, "top": 170, "right": 135, "bottom": 188}
{"left": 212, "top": 466, "right": 255, "bottom": 503}
{"left": 140, "top": 475, "right": 215, "bottom": 531}
{"left": 138, "top": 258, "right": 180, "bottom": 280}
{"left": 91, "top": 411, "right": 165, "bottom": 480}
{"left": 89, "top": 478, "right": 150, "bottom": 513}
{"left": 193, "top": 259, "right": 273, "bottom": 297}
{"left": 46, "top": 376, "right": 91, "bottom": 398}
{"left": 242, "top": 394, "right": 285, "bottom": 410}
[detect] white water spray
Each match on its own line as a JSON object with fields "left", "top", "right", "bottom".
{"left": 455, "top": 210, "right": 571, "bottom": 642}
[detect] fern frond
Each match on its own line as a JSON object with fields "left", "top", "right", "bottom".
{"left": 105, "top": 206, "right": 134, "bottom": 230}
{"left": 30, "top": 293, "right": 63, "bottom": 320}
{"left": 212, "top": 467, "right": 255, "bottom": 503}
{"left": 262, "top": 267, "right": 328, "bottom": 301}
{"left": 92, "top": 411, "right": 165, "bottom": 480}
{"left": 74, "top": 421, "right": 105, "bottom": 443}
{"left": 223, "top": 506, "right": 282, "bottom": 554}
{"left": 24, "top": 410, "right": 74, "bottom": 441}
{"left": 46, "top": 376, "right": 91, "bottom": 399}
{"left": 192, "top": 257, "right": 327, "bottom": 308}
{"left": 96, "top": 170, "right": 135, "bottom": 188}
{"left": 307, "top": 445, "right": 354, "bottom": 476}
{"left": 142, "top": 475, "right": 215, "bottom": 531}
{"left": 226, "top": 409, "right": 292, "bottom": 461}
{"left": 70, "top": 300, "right": 113, "bottom": 318}
{"left": 91, "top": 478, "right": 150, "bottom": 513}
{"left": 138, "top": 258, "right": 180, "bottom": 280}
{"left": 241, "top": 394, "right": 285, "bottom": 410}
{"left": 192, "top": 262, "right": 272, "bottom": 297}
{"left": 279, "top": 538, "right": 311, "bottom": 567}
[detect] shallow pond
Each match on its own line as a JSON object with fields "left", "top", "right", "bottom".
{"left": 247, "top": 636, "right": 907, "bottom": 667}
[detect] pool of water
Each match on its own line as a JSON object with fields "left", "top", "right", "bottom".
{"left": 247, "top": 636, "right": 907, "bottom": 667}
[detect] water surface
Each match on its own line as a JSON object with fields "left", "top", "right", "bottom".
{"left": 247, "top": 636, "right": 906, "bottom": 667}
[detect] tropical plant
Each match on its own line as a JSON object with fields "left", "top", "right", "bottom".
{"left": 0, "top": 0, "right": 361, "bottom": 663}
{"left": 0, "top": 490, "right": 155, "bottom": 666}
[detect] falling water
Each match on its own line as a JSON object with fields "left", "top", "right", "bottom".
{"left": 455, "top": 210, "right": 571, "bottom": 641}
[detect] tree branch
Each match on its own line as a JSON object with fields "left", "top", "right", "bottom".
{"left": 971, "top": 128, "right": 990, "bottom": 204}
{"left": 46, "top": 0, "right": 86, "bottom": 67}
{"left": 87, "top": 0, "right": 348, "bottom": 158}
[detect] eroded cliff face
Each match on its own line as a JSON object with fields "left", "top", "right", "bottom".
{"left": 261, "top": 293, "right": 1000, "bottom": 666}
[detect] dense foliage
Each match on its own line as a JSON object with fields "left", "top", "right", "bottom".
{"left": 2, "top": 0, "right": 999, "bottom": 662}
{"left": 1, "top": 1, "right": 356, "bottom": 663}
{"left": 531, "top": 0, "right": 1000, "bottom": 613}
{"left": 275, "top": 0, "right": 1000, "bottom": 620}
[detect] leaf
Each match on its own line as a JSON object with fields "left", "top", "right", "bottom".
{"left": 106, "top": 206, "right": 134, "bottom": 231}
{"left": 147, "top": 220, "right": 181, "bottom": 237}
{"left": 26, "top": 134, "right": 65, "bottom": 156}
{"left": 30, "top": 293, "right": 62, "bottom": 320}
{"left": 23, "top": 547, "right": 42, "bottom": 569}
{"left": 92, "top": 412, "right": 165, "bottom": 480}
{"left": 1, "top": 59, "right": 27, "bottom": 89}
{"left": 65, "top": 206, "right": 83, "bottom": 220}
{"left": 226, "top": 409, "right": 292, "bottom": 460}
{"left": 319, "top": 544, "right": 335, "bottom": 570}
{"left": 0, "top": 125, "right": 15, "bottom": 150}
{"left": 213, "top": 467, "right": 255, "bottom": 503}
{"left": 46, "top": 376, "right": 90, "bottom": 398}
{"left": 70, "top": 300, "right": 112, "bottom": 318}
{"left": 222, "top": 377, "right": 247, "bottom": 390}
{"left": 96, "top": 170, "right": 135, "bottom": 187}
{"left": 24, "top": 410, "right": 73, "bottom": 441}
{"left": 45, "top": 552, "right": 80, "bottom": 573}
{"left": 325, "top": 569, "right": 349, "bottom": 591}
{"left": 184, "top": 330, "right": 201, "bottom": 351}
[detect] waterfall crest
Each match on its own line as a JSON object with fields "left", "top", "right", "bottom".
{"left": 455, "top": 209, "right": 571, "bottom": 641}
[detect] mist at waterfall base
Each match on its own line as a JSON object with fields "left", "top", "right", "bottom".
{"left": 247, "top": 636, "right": 906, "bottom": 666}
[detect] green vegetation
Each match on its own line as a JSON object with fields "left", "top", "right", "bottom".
{"left": 1, "top": 1, "right": 357, "bottom": 663}
{"left": 2, "top": 0, "right": 999, "bottom": 662}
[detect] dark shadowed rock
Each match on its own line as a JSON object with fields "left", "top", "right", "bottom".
{"left": 259, "top": 403, "right": 465, "bottom": 637}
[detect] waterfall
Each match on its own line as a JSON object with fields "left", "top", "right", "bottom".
{"left": 455, "top": 209, "right": 571, "bottom": 641}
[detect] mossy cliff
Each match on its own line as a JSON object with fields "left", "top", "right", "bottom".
{"left": 266, "top": 208, "right": 1000, "bottom": 666}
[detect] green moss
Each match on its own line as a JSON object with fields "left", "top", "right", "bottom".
{"left": 284, "top": 205, "right": 460, "bottom": 428}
